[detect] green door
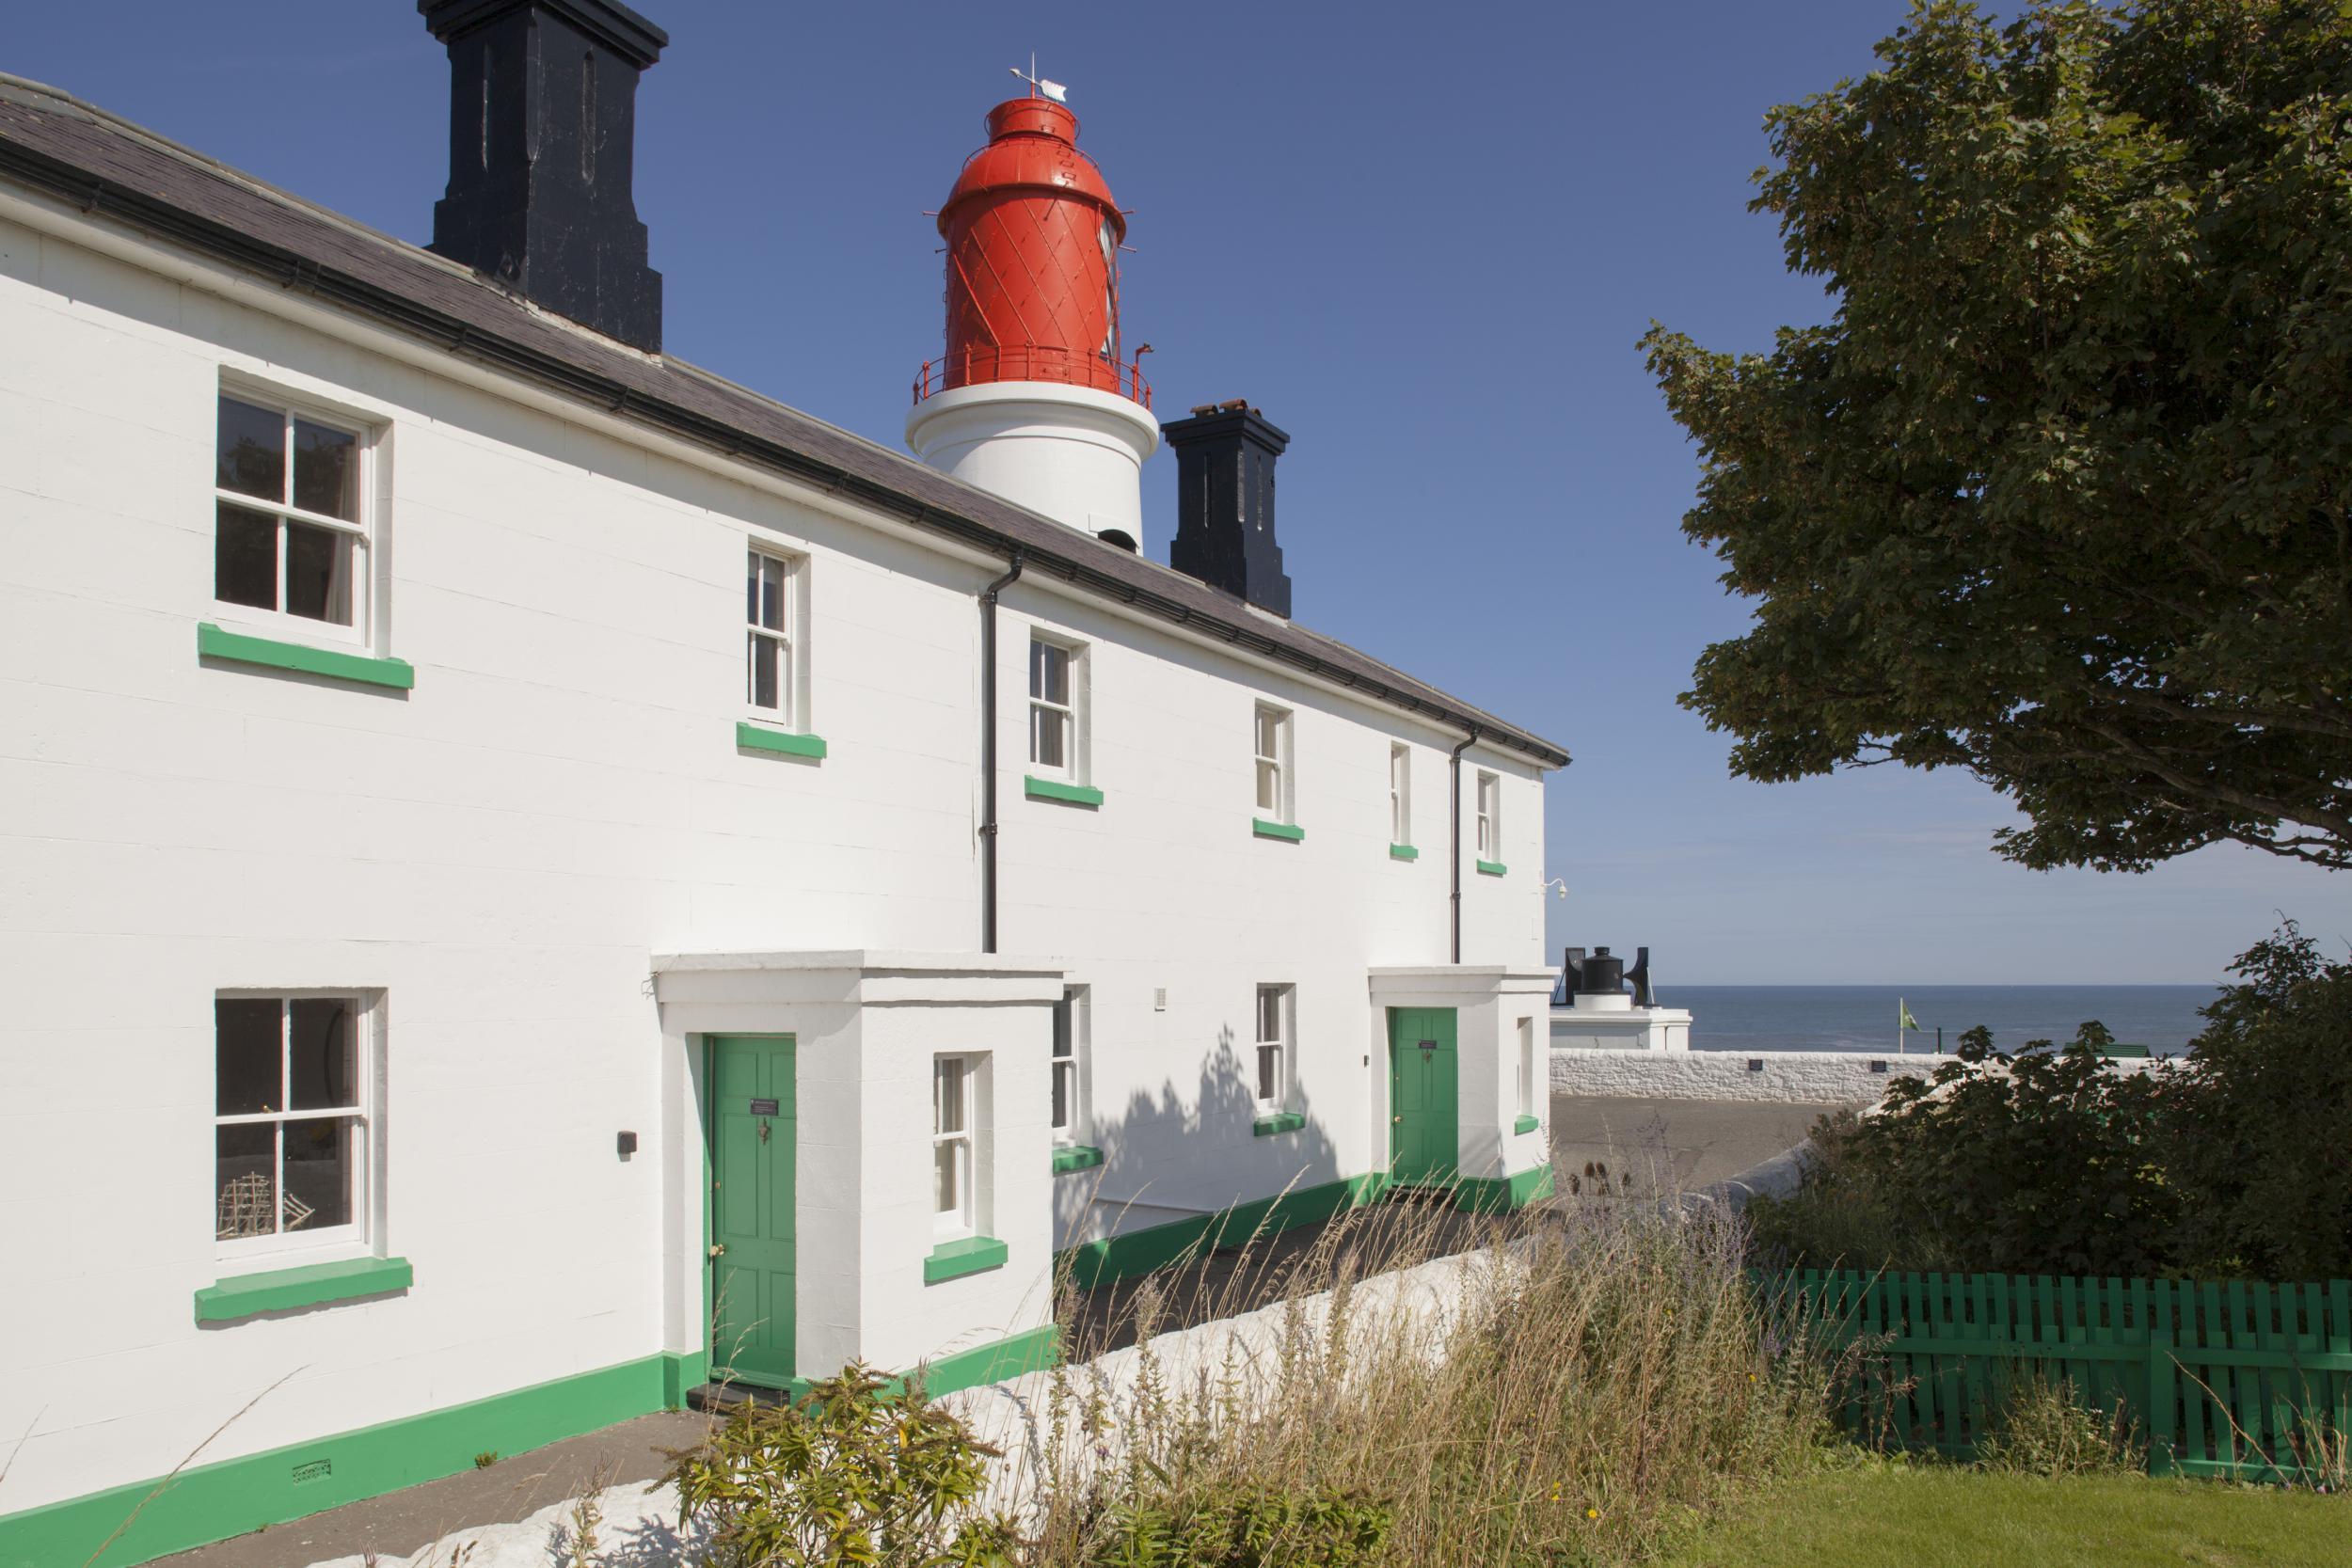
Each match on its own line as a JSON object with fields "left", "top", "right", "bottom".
{"left": 1389, "top": 1007, "right": 1459, "bottom": 1187}
{"left": 709, "top": 1035, "right": 796, "bottom": 1388}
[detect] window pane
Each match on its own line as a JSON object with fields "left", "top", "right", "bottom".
{"left": 216, "top": 397, "right": 284, "bottom": 500}
{"left": 215, "top": 503, "right": 278, "bottom": 610}
{"left": 934, "top": 1138, "right": 960, "bottom": 1215}
{"left": 1257, "top": 1043, "right": 1279, "bottom": 1103}
{"left": 283, "top": 520, "right": 354, "bottom": 625}
{"left": 282, "top": 1115, "right": 356, "bottom": 1230}
{"left": 292, "top": 419, "right": 358, "bottom": 520}
{"left": 1030, "top": 641, "right": 1067, "bottom": 705}
{"left": 215, "top": 1121, "right": 278, "bottom": 1239}
{"left": 1030, "top": 705, "right": 1065, "bottom": 768}
{"left": 1256, "top": 759, "right": 1279, "bottom": 813}
{"left": 1052, "top": 997, "right": 1073, "bottom": 1062}
{"left": 754, "top": 555, "right": 787, "bottom": 632}
{"left": 1255, "top": 709, "right": 1279, "bottom": 760}
{"left": 1257, "top": 989, "right": 1280, "bottom": 1044}
{"left": 749, "top": 632, "right": 781, "bottom": 710}
{"left": 1052, "top": 1061, "right": 1071, "bottom": 1132}
{"left": 934, "top": 1057, "right": 964, "bottom": 1135}
{"left": 289, "top": 999, "right": 356, "bottom": 1110}
{"left": 216, "top": 998, "right": 280, "bottom": 1115}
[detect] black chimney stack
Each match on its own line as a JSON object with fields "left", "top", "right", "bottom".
{"left": 420, "top": 0, "right": 667, "bottom": 353}
{"left": 1163, "top": 402, "right": 1293, "bottom": 618}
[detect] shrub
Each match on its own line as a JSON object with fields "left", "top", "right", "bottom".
{"left": 1079, "top": 1481, "right": 1390, "bottom": 1568}
{"left": 667, "top": 1362, "right": 1021, "bottom": 1568}
{"left": 2158, "top": 921, "right": 2352, "bottom": 1280}
{"left": 1974, "top": 1374, "right": 2142, "bottom": 1478}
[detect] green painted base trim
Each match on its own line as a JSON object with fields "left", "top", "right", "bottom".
{"left": 1025, "top": 775, "right": 1104, "bottom": 807}
{"left": 1514, "top": 1114, "right": 1541, "bottom": 1136}
{"left": 1455, "top": 1164, "right": 1555, "bottom": 1214}
{"left": 736, "top": 721, "right": 827, "bottom": 760}
{"left": 194, "top": 1256, "right": 412, "bottom": 1323}
{"left": 1251, "top": 1111, "right": 1306, "bottom": 1137}
{"left": 661, "top": 1350, "right": 709, "bottom": 1411}
{"left": 1051, "top": 1143, "right": 1104, "bottom": 1174}
{"left": 1476, "top": 859, "right": 1508, "bottom": 877}
{"left": 905, "top": 1323, "right": 1062, "bottom": 1399}
{"left": 1389, "top": 843, "right": 1419, "bottom": 861}
{"left": 1251, "top": 817, "right": 1305, "bottom": 842}
{"left": 0, "top": 1351, "right": 676, "bottom": 1568}
{"left": 923, "top": 1235, "right": 1009, "bottom": 1284}
{"left": 197, "top": 623, "right": 413, "bottom": 690}
{"left": 1057, "top": 1173, "right": 1387, "bottom": 1289}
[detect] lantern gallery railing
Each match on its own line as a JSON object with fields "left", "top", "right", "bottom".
{"left": 913, "top": 346, "right": 1152, "bottom": 409}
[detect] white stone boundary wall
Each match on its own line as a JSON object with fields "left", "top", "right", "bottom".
{"left": 1550, "top": 1047, "right": 1935, "bottom": 1104}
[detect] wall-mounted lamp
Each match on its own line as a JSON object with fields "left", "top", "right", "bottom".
{"left": 1542, "top": 879, "right": 1568, "bottom": 900}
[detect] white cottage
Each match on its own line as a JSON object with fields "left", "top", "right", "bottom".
{"left": 0, "top": 5, "right": 1566, "bottom": 1562}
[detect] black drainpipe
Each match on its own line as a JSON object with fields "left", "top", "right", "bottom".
{"left": 1448, "top": 728, "right": 1479, "bottom": 963}
{"left": 978, "top": 552, "right": 1025, "bottom": 953}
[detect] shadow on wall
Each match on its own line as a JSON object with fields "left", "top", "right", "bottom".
{"left": 1055, "top": 1023, "right": 1347, "bottom": 1251}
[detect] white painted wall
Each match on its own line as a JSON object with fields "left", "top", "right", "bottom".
{"left": 1549, "top": 1049, "right": 1933, "bottom": 1103}
{"left": 0, "top": 199, "right": 1554, "bottom": 1518}
{"left": 905, "top": 380, "right": 1158, "bottom": 542}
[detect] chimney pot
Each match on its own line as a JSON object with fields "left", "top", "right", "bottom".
{"left": 420, "top": 0, "right": 668, "bottom": 352}
{"left": 1162, "top": 404, "right": 1293, "bottom": 617}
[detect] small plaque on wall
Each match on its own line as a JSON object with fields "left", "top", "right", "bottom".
{"left": 749, "top": 1098, "right": 779, "bottom": 1116}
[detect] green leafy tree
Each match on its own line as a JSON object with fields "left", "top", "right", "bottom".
{"left": 1644, "top": 0, "right": 2352, "bottom": 871}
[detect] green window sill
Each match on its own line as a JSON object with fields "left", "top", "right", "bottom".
{"left": 198, "top": 623, "right": 414, "bottom": 690}
{"left": 924, "top": 1235, "right": 1009, "bottom": 1285}
{"left": 1514, "top": 1114, "right": 1541, "bottom": 1135}
{"left": 1252, "top": 1111, "right": 1306, "bottom": 1137}
{"left": 1252, "top": 818, "right": 1304, "bottom": 842}
{"left": 1025, "top": 775, "right": 1104, "bottom": 808}
{"left": 737, "top": 721, "right": 828, "bottom": 760}
{"left": 1052, "top": 1143, "right": 1104, "bottom": 1174}
{"left": 1476, "top": 860, "right": 1508, "bottom": 877}
{"left": 1390, "top": 843, "right": 1419, "bottom": 861}
{"left": 195, "top": 1255, "right": 413, "bottom": 1323}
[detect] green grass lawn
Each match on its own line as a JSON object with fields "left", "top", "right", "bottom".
{"left": 1661, "top": 1461, "right": 2348, "bottom": 1568}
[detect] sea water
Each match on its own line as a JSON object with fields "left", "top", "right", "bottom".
{"left": 1661, "top": 985, "right": 2216, "bottom": 1056}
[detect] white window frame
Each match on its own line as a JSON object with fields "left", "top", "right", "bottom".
{"left": 1254, "top": 703, "right": 1294, "bottom": 822}
{"left": 744, "top": 546, "right": 808, "bottom": 730}
{"left": 932, "top": 1053, "right": 977, "bottom": 1242}
{"left": 1518, "top": 1016, "right": 1538, "bottom": 1122}
{"left": 211, "top": 385, "right": 380, "bottom": 648}
{"left": 1027, "top": 633, "right": 1088, "bottom": 782}
{"left": 1390, "top": 743, "right": 1411, "bottom": 847}
{"left": 1476, "top": 770, "right": 1501, "bottom": 861}
{"left": 1254, "top": 984, "right": 1292, "bottom": 1113}
{"left": 214, "top": 990, "right": 379, "bottom": 1268}
{"left": 1051, "top": 985, "right": 1089, "bottom": 1145}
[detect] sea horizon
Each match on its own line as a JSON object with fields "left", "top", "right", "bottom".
{"left": 1645, "top": 983, "right": 2216, "bottom": 1055}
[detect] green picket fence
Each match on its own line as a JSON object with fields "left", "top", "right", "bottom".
{"left": 1769, "top": 1270, "right": 2352, "bottom": 1482}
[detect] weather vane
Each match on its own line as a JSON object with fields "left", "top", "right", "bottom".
{"left": 1009, "top": 54, "right": 1068, "bottom": 103}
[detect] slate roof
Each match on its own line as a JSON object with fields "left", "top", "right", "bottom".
{"left": 0, "top": 74, "right": 1566, "bottom": 768}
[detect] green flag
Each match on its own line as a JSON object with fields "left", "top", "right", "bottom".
{"left": 1899, "top": 1001, "right": 1920, "bottom": 1032}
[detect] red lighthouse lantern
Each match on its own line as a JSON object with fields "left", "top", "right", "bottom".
{"left": 907, "top": 88, "right": 1160, "bottom": 545}
{"left": 916, "top": 97, "right": 1149, "bottom": 408}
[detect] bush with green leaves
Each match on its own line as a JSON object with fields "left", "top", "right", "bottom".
{"left": 667, "top": 1363, "right": 1021, "bottom": 1568}
{"left": 1752, "top": 922, "right": 2352, "bottom": 1281}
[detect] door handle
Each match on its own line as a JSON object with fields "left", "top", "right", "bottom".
{"left": 708, "top": 1243, "right": 726, "bottom": 1259}
{"left": 1392, "top": 1115, "right": 1403, "bottom": 1124}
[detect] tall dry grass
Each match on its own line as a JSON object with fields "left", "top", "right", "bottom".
{"left": 993, "top": 1187, "right": 1841, "bottom": 1566}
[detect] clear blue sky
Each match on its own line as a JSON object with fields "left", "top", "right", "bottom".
{"left": 15, "top": 1, "right": 2346, "bottom": 983}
